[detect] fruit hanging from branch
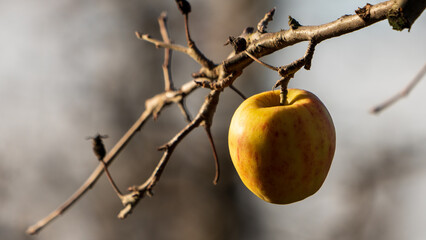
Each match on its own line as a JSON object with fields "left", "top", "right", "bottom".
{"left": 228, "top": 89, "right": 336, "bottom": 204}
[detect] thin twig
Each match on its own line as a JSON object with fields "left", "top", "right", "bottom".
{"left": 100, "top": 160, "right": 124, "bottom": 199}
{"left": 158, "top": 11, "right": 192, "bottom": 122}
{"left": 371, "top": 63, "right": 426, "bottom": 114}
{"left": 158, "top": 12, "right": 174, "bottom": 91}
{"left": 244, "top": 50, "right": 279, "bottom": 71}
{"left": 135, "top": 32, "right": 188, "bottom": 54}
{"left": 204, "top": 126, "right": 220, "bottom": 185}
{"left": 136, "top": 32, "right": 216, "bottom": 70}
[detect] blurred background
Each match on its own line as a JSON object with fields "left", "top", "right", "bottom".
{"left": 1, "top": 0, "right": 425, "bottom": 239}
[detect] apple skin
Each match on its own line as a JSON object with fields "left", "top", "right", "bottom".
{"left": 228, "top": 89, "right": 336, "bottom": 204}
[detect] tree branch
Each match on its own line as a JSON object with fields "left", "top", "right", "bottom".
{"left": 26, "top": 71, "right": 199, "bottom": 236}
{"left": 221, "top": 1, "right": 393, "bottom": 75}
{"left": 27, "top": 0, "right": 419, "bottom": 235}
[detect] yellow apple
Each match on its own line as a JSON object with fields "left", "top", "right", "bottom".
{"left": 228, "top": 89, "right": 336, "bottom": 204}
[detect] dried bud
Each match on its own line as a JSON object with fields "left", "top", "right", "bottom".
{"left": 88, "top": 134, "right": 108, "bottom": 160}
{"left": 175, "top": 0, "right": 191, "bottom": 15}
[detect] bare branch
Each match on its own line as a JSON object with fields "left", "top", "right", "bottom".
{"left": 117, "top": 90, "right": 221, "bottom": 218}
{"left": 222, "top": 1, "right": 393, "bottom": 75}
{"left": 26, "top": 80, "right": 199, "bottom": 235}
{"left": 371, "top": 63, "right": 426, "bottom": 114}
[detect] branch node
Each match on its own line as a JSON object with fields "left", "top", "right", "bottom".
{"left": 225, "top": 36, "right": 247, "bottom": 54}
{"left": 158, "top": 144, "right": 169, "bottom": 151}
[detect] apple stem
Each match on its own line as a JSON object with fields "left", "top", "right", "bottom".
{"left": 279, "top": 77, "right": 291, "bottom": 105}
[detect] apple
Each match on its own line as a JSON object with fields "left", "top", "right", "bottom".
{"left": 228, "top": 89, "right": 336, "bottom": 204}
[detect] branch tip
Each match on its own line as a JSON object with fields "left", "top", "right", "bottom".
{"left": 257, "top": 7, "right": 276, "bottom": 33}
{"left": 204, "top": 126, "right": 220, "bottom": 185}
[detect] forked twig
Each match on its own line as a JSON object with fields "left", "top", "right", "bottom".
{"left": 117, "top": 90, "right": 222, "bottom": 218}
{"left": 26, "top": 15, "right": 199, "bottom": 235}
